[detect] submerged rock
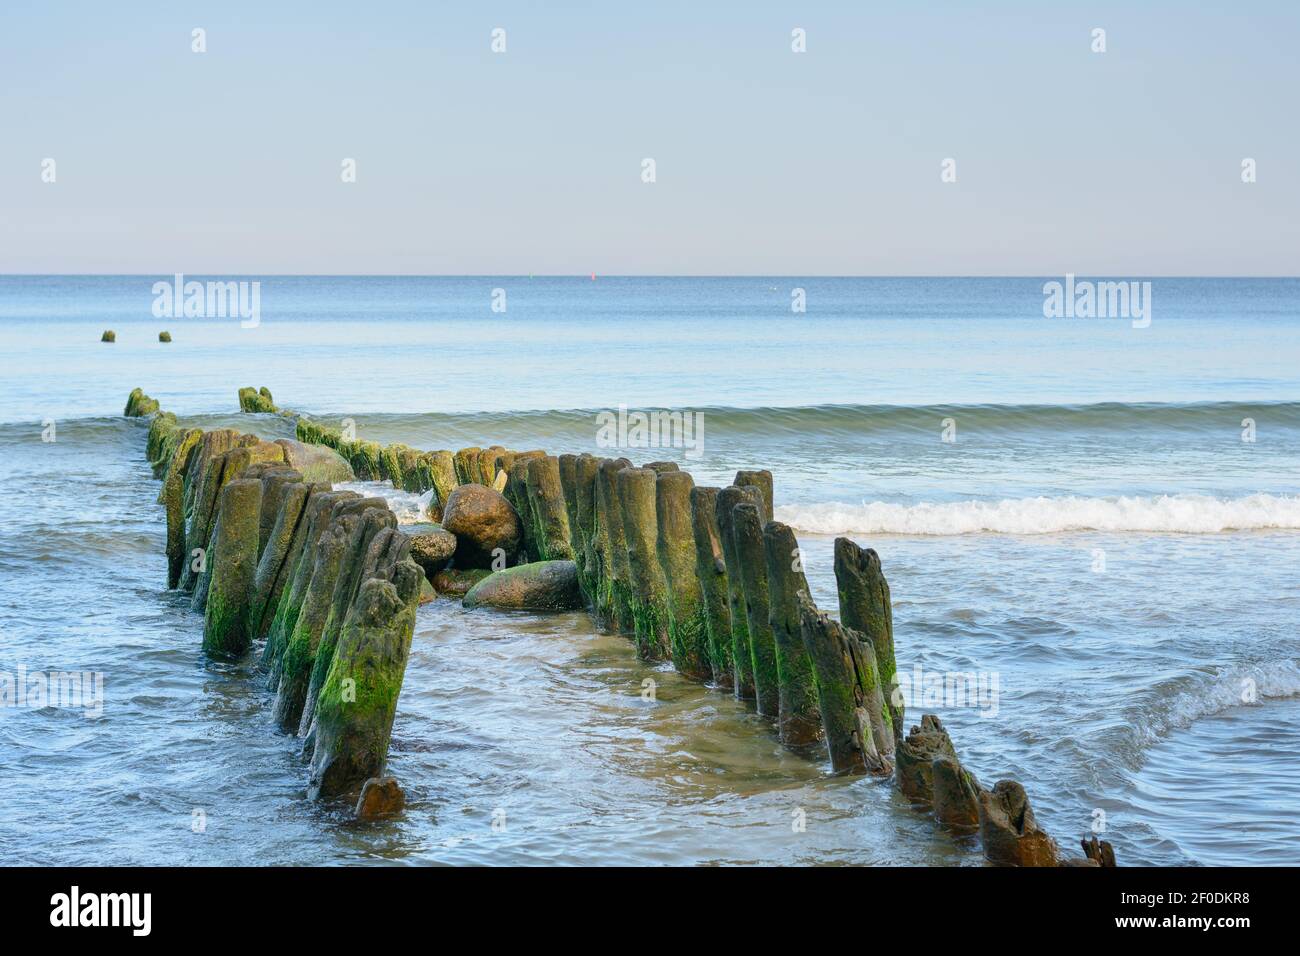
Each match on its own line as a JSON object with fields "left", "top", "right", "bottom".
{"left": 275, "top": 438, "right": 354, "bottom": 484}
{"left": 463, "top": 560, "right": 583, "bottom": 611}
{"left": 440, "top": 483, "right": 521, "bottom": 569}
{"left": 406, "top": 523, "right": 457, "bottom": 577}
{"left": 355, "top": 776, "right": 405, "bottom": 821}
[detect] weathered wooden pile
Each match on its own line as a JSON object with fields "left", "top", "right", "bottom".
{"left": 283, "top": 399, "right": 1115, "bottom": 866}
{"left": 129, "top": 385, "right": 1116, "bottom": 862}
{"left": 127, "top": 388, "right": 419, "bottom": 816}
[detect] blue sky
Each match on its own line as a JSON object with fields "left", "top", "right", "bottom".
{"left": 1, "top": 1, "right": 1296, "bottom": 275}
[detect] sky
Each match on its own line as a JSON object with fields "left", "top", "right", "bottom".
{"left": 1, "top": 1, "right": 1297, "bottom": 275}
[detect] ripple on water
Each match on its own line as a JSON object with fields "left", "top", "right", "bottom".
{"left": 1116, "top": 697, "right": 1300, "bottom": 866}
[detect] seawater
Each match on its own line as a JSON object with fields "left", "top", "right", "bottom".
{"left": 0, "top": 276, "right": 1297, "bottom": 865}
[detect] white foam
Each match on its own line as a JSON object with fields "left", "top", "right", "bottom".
{"left": 776, "top": 493, "right": 1300, "bottom": 536}
{"left": 334, "top": 481, "right": 431, "bottom": 525}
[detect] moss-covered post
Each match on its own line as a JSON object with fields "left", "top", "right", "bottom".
{"left": 453, "top": 447, "right": 481, "bottom": 485}
{"left": 274, "top": 496, "right": 391, "bottom": 728}
{"left": 690, "top": 486, "right": 733, "bottom": 691}
{"left": 616, "top": 467, "right": 671, "bottom": 661}
{"left": 274, "top": 521, "right": 350, "bottom": 731}
{"left": 250, "top": 480, "right": 311, "bottom": 638}
{"left": 178, "top": 430, "right": 241, "bottom": 592}
{"left": 566, "top": 454, "right": 601, "bottom": 609}
{"left": 734, "top": 469, "right": 773, "bottom": 523}
{"left": 594, "top": 457, "right": 635, "bottom": 633}
{"left": 262, "top": 490, "right": 358, "bottom": 682}
{"left": 423, "top": 450, "right": 458, "bottom": 521}
{"left": 655, "top": 471, "right": 710, "bottom": 681}
{"left": 715, "top": 484, "right": 762, "bottom": 700}
{"left": 202, "top": 478, "right": 262, "bottom": 657}
{"left": 731, "top": 502, "right": 780, "bottom": 717}
{"left": 558, "top": 454, "right": 584, "bottom": 557}
{"left": 525, "top": 456, "right": 574, "bottom": 561}
{"left": 307, "top": 561, "right": 421, "bottom": 801}
{"left": 160, "top": 427, "right": 202, "bottom": 588}
{"left": 834, "top": 537, "right": 900, "bottom": 744}
{"left": 762, "top": 520, "right": 822, "bottom": 749}
{"left": 299, "top": 508, "right": 400, "bottom": 736}
{"left": 796, "top": 593, "right": 890, "bottom": 775}
{"left": 124, "top": 387, "right": 160, "bottom": 417}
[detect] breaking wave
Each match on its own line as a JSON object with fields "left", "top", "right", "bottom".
{"left": 777, "top": 493, "right": 1300, "bottom": 536}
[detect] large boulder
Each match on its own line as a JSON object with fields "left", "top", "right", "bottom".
{"left": 440, "top": 483, "right": 522, "bottom": 568}
{"left": 463, "top": 560, "right": 583, "bottom": 611}
{"left": 405, "top": 523, "right": 457, "bottom": 577}
{"left": 275, "top": 438, "right": 354, "bottom": 483}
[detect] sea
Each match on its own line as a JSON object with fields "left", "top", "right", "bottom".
{"left": 1, "top": 275, "right": 1297, "bottom": 865}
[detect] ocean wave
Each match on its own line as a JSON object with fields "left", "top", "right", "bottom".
{"left": 262, "top": 399, "right": 1300, "bottom": 439}
{"left": 1131, "top": 660, "right": 1300, "bottom": 749}
{"left": 776, "top": 493, "right": 1300, "bottom": 536}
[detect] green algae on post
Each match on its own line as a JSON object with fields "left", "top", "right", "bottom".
{"left": 655, "top": 470, "right": 711, "bottom": 682}
{"left": 525, "top": 455, "right": 574, "bottom": 561}
{"left": 715, "top": 484, "right": 763, "bottom": 700}
{"left": 689, "top": 485, "right": 733, "bottom": 691}
{"left": 202, "top": 478, "right": 262, "bottom": 657}
{"left": 616, "top": 466, "right": 671, "bottom": 662}
{"left": 308, "top": 563, "right": 421, "bottom": 801}
{"left": 762, "top": 520, "right": 822, "bottom": 749}
{"left": 731, "top": 502, "right": 779, "bottom": 717}
{"left": 733, "top": 469, "right": 773, "bottom": 524}
{"left": 796, "top": 592, "right": 890, "bottom": 775}
{"left": 834, "top": 537, "right": 900, "bottom": 744}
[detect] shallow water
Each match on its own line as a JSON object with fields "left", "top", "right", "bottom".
{"left": 1, "top": 276, "right": 1297, "bottom": 865}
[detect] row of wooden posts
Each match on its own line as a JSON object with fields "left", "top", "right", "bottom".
{"left": 132, "top": 384, "right": 1115, "bottom": 862}
{"left": 288, "top": 403, "right": 1116, "bottom": 865}
{"left": 131, "top": 389, "right": 420, "bottom": 812}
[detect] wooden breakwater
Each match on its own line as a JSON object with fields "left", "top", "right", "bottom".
{"left": 128, "top": 386, "right": 1116, "bottom": 862}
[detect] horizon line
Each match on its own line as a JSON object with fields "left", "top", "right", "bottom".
{"left": 3, "top": 273, "right": 1299, "bottom": 280}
